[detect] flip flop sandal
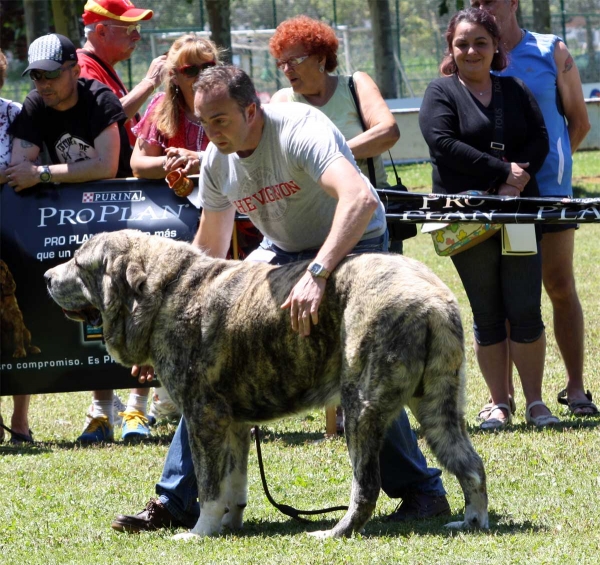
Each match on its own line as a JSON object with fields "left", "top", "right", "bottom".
{"left": 477, "top": 395, "right": 516, "bottom": 421}
{"left": 525, "top": 400, "right": 560, "bottom": 428}
{"left": 480, "top": 403, "right": 512, "bottom": 431}
{"left": 557, "top": 388, "right": 599, "bottom": 416}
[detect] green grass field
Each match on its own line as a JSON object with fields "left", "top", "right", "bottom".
{"left": 1, "top": 151, "right": 599, "bottom": 564}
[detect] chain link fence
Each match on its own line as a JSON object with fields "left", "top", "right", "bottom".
{"left": 3, "top": 0, "right": 599, "bottom": 103}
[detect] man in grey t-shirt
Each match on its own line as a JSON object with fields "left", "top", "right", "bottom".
{"left": 112, "top": 66, "right": 449, "bottom": 534}
{"left": 196, "top": 70, "right": 386, "bottom": 332}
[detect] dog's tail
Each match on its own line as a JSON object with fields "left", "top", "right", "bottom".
{"left": 411, "top": 298, "right": 485, "bottom": 485}
{"left": 408, "top": 295, "right": 488, "bottom": 529}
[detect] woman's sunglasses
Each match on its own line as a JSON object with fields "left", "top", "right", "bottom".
{"left": 176, "top": 61, "right": 216, "bottom": 78}
{"left": 29, "top": 63, "right": 76, "bottom": 82}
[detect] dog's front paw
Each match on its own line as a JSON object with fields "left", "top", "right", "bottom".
{"left": 444, "top": 517, "right": 489, "bottom": 531}
{"left": 172, "top": 532, "right": 202, "bottom": 541}
{"left": 221, "top": 505, "right": 245, "bottom": 530}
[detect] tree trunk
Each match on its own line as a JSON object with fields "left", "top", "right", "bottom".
{"left": 205, "top": 0, "right": 232, "bottom": 62}
{"left": 368, "top": 0, "right": 398, "bottom": 98}
{"left": 532, "top": 0, "right": 551, "bottom": 34}
{"left": 51, "top": 0, "right": 83, "bottom": 45}
{"left": 23, "top": 0, "right": 50, "bottom": 46}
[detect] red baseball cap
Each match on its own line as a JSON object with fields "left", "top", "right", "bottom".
{"left": 82, "top": 0, "right": 153, "bottom": 25}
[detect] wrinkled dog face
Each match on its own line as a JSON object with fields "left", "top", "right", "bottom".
{"left": 44, "top": 234, "right": 116, "bottom": 328}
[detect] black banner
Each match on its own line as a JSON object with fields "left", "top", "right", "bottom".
{"left": 2, "top": 183, "right": 599, "bottom": 396}
{"left": 1, "top": 179, "right": 200, "bottom": 396}
{"left": 379, "top": 190, "right": 600, "bottom": 224}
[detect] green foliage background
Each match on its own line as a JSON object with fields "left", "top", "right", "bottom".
{"left": 1, "top": 0, "right": 598, "bottom": 103}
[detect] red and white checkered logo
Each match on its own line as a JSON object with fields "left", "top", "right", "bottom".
{"left": 82, "top": 192, "right": 95, "bottom": 203}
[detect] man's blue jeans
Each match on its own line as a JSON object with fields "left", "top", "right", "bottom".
{"left": 156, "top": 232, "right": 445, "bottom": 525}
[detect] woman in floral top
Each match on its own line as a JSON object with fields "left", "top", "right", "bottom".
{"left": 130, "top": 34, "right": 222, "bottom": 180}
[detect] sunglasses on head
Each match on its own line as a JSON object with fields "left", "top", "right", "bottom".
{"left": 176, "top": 61, "right": 216, "bottom": 78}
{"left": 29, "top": 63, "right": 76, "bottom": 82}
{"left": 275, "top": 55, "right": 310, "bottom": 70}
{"left": 105, "top": 23, "right": 142, "bottom": 35}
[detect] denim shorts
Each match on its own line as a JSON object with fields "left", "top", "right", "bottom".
{"left": 450, "top": 231, "right": 544, "bottom": 345}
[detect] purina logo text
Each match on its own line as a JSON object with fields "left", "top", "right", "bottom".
{"left": 82, "top": 191, "right": 144, "bottom": 204}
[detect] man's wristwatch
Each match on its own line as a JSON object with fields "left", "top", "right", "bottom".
{"left": 307, "top": 262, "right": 330, "bottom": 280}
{"left": 39, "top": 165, "right": 52, "bottom": 183}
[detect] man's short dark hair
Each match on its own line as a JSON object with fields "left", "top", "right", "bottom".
{"left": 194, "top": 65, "right": 261, "bottom": 111}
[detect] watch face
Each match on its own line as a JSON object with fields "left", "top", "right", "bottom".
{"left": 40, "top": 167, "right": 51, "bottom": 183}
{"left": 308, "top": 263, "right": 329, "bottom": 279}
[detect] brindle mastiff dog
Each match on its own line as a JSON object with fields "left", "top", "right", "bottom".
{"left": 45, "top": 229, "right": 488, "bottom": 539}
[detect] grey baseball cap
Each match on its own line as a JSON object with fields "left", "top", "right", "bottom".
{"left": 22, "top": 34, "right": 78, "bottom": 76}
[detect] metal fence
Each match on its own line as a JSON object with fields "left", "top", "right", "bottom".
{"left": 3, "top": 1, "right": 599, "bottom": 104}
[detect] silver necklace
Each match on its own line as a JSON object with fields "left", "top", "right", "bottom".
{"left": 458, "top": 76, "right": 491, "bottom": 96}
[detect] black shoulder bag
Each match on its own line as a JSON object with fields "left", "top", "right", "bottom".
{"left": 347, "top": 74, "right": 417, "bottom": 242}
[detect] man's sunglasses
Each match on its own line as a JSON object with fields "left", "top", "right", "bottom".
{"left": 29, "top": 63, "right": 76, "bottom": 82}
{"left": 176, "top": 61, "right": 217, "bottom": 78}
{"left": 275, "top": 55, "right": 310, "bottom": 70}
{"left": 105, "top": 23, "right": 142, "bottom": 35}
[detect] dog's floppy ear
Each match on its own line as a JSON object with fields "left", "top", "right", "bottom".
{"left": 125, "top": 261, "right": 147, "bottom": 296}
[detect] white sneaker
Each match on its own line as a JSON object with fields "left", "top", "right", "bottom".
{"left": 84, "top": 393, "right": 126, "bottom": 429}
{"left": 148, "top": 387, "right": 180, "bottom": 424}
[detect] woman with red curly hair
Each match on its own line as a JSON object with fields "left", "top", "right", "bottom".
{"left": 270, "top": 16, "right": 399, "bottom": 195}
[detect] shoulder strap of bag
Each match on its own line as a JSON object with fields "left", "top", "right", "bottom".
{"left": 347, "top": 74, "right": 403, "bottom": 187}
{"left": 489, "top": 75, "right": 505, "bottom": 160}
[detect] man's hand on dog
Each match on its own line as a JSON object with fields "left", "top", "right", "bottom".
{"left": 281, "top": 273, "right": 326, "bottom": 337}
{"left": 132, "top": 364, "right": 155, "bottom": 383}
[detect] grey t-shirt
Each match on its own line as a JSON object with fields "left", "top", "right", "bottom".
{"left": 199, "top": 103, "right": 386, "bottom": 252}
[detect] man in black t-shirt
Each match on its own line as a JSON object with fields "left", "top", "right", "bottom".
{"left": 6, "top": 33, "right": 131, "bottom": 191}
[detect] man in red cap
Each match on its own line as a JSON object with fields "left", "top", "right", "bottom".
{"left": 79, "top": 0, "right": 166, "bottom": 147}
{"left": 76, "top": 0, "right": 166, "bottom": 444}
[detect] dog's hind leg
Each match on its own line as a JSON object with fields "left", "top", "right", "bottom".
{"left": 309, "top": 383, "right": 384, "bottom": 539}
{"left": 416, "top": 360, "right": 489, "bottom": 530}
{"left": 221, "top": 423, "right": 251, "bottom": 531}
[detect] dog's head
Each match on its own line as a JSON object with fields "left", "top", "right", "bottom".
{"left": 44, "top": 229, "right": 199, "bottom": 366}
{"left": 0, "top": 259, "right": 17, "bottom": 297}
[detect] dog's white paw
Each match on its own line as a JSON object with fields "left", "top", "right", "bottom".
{"left": 172, "top": 532, "right": 202, "bottom": 541}
{"left": 444, "top": 520, "right": 468, "bottom": 530}
{"left": 308, "top": 529, "right": 336, "bottom": 539}
{"left": 444, "top": 518, "right": 489, "bottom": 531}
{"left": 221, "top": 507, "right": 244, "bottom": 530}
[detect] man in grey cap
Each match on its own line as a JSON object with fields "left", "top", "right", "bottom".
{"left": 6, "top": 34, "right": 130, "bottom": 191}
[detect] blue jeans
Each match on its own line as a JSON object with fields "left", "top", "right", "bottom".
{"left": 156, "top": 231, "right": 445, "bottom": 524}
